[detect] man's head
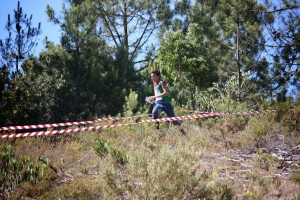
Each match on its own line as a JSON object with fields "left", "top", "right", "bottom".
{"left": 151, "top": 70, "right": 161, "bottom": 82}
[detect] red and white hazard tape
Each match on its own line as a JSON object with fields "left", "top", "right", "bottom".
{"left": 101, "top": 114, "right": 152, "bottom": 122}
{"left": 0, "top": 110, "right": 275, "bottom": 139}
{"left": 185, "top": 111, "right": 215, "bottom": 114}
{"left": 0, "top": 114, "right": 152, "bottom": 132}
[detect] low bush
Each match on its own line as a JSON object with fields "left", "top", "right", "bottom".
{"left": 291, "top": 171, "right": 300, "bottom": 183}
{"left": 93, "top": 139, "right": 128, "bottom": 165}
{"left": 282, "top": 103, "right": 300, "bottom": 134}
{"left": 255, "top": 153, "right": 279, "bottom": 171}
{"left": 97, "top": 138, "right": 234, "bottom": 199}
{"left": 0, "top": 145, "right": 48, "bottom": 198}
{"left": 245, "top": 114, "right": 276, "bottom": 147}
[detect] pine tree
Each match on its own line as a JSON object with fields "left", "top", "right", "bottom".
{"left": 260, "top": 0, "right": 300, "bottom": 99}
{"left": 47, "top": 0, "right": 117, "bottom": 118}
{"left": 0, "top": 0, "right": 41, "bottom": 73}
{"left": 86, "top": 0, "right": 174, "bottom": 72}
{"left": 189, "top": 0, "right": 266, "bottom": 101}
{"left": 0, "top": 1, "right": 41, "bottom": 125}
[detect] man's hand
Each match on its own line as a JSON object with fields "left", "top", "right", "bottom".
{"left": 145, "top": 96, "right": 155, "bottom": 104}
{"left": 149, "top": 96, "right": 156, "bottom": 102}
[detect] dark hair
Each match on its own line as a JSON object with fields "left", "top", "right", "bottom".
{"left": 151, "top": 70, "right": 161, "bottom": 77}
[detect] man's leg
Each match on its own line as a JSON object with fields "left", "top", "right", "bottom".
{"left": 163, "top": 104, "right": 186, "bottom": 135}
{"left": 163, "top": 104, "right": 181, "bottom": 126}
{"left": 152, "top": 104, "right": 163, "bottom": 130}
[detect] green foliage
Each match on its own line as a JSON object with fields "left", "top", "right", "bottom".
{"left": 248, "top": 114, "right": 274, "bottom": 138}
{"left": 47, "top": 1, "right": 141, "bottom": 118}
{"left": 109, "top": 148, "right": 129, "bottom": 166}
{"left": 0, "top": 1, "right": 41, "bottom": 72}
{"left": 0, "top": 145, "right": 48, "bottom": 197}
{"left": 156, "top": 30, "right": 218, "bottom": 109}
{"left": 281, "top": 103, "right": 300, "bottom": 133}
{"left": 182, "top": 70, "right": 252, "bottom": 112}
{"left": 219, "top": 115, "right": 250, "bottom": 135}
{"left": 86, "top": 0, "right": 173, "bottom": 69}
{"left": 206, "top": 180, "right": 234, "bottom": 200}
{"left": 245, "top": 170, "right": 271, "bottom": 199}
{"left": 273, "top": 99, "right": 295, "bottom": 122}
{"left": 93, "top": 139, "right": 110, "bottom": 158}
{"left": 1, "top": 0, "right": 298, "bottom": 126}
{"left": 123, "top": 89, "right": 139, "bottom": 116}
{"left": 276, "top": 103, "right": 300, "bottom": 133}
{"left": 255, "top": 153, "right": 279, "bottom": 171}
{"left": 261, "top": 0, "right": 300, "bottom": 96}
{"left": 185, "top": 87, "right": 216, "bottom": 112}
{"left": 0, "top": 45, "right": 67, "bottom": 125}
{"left": 157, "top": 30, "right": 217, "bottom": 89}
{"left": 99, "top": 137, "right": 234, "bottom": 199}
{"left": 0, "top": 1, "right": 300, "bottom": 198}
{"left": 210, "top": 71, "right": 252, "bottom": 111}
{"left": 291, "top": 171, "right": 300, "bottom": 183}
{"left": 93, "top": 139, "right": 128, "bottom": 165}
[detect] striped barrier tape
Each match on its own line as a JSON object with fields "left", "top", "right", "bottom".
{"left": 185, "top": 110, "right": 215, "bottom": 114}
{"left": 0, "top": 114, "right": 152, "bottom": 132}
{"left": 101, "top": 114, "right": 152, "bottom": 122}
{"left": 0, "top": 110, "right": 275, "bottom": 139}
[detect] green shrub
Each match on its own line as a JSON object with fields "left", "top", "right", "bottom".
{"left": 247, "top": 114, "right": 274, "bottom": 138}
{"left": 282, "top": 103, "right": 300, "bottom": 134}
{"left": 274, "top": 100, "right": 295, "bottom": 122}
{"left": 219, "top": 115, "right": 250, "bottom": 134}
{"left": 123, "top": 89, "right": 139, "bottom": 116}
{"left": 207, "top": 180, "right": 234, "bottom": 200}
{"left": 93, "top": 139, "right": 128, "bottom": 165}
{"left": 93, "top": 139, "right": 110, "bottom": 158}
{"left": 255, "top": 153, "right": 279, "bottom": 171}
{"left": 291, "top": 171, "right": 300, "bottom": 183}
{"left": 98, "top": 139, "right": 234, "bottom": 199}
{"left": 245, "top": 170, "right": 271, "bottom": 200}
{"left": 110, "top": 148, "right": 128, "bottom": 165}
{"left": 0, "top": 145, "right": 48, "bottom": 197}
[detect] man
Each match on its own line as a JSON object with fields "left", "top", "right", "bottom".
{"left": 149, "top": 70, "right": 186, "bottom": 135}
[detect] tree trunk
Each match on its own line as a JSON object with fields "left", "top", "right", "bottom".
{"left": 236, "top": 14, "right": 241, "bottom": 101}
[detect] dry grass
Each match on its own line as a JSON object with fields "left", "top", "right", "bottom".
{"left": 1, "top": 111, "right": 300, "bottom": 199}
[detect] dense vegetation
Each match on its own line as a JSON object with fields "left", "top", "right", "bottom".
{"left": 0, "top": 0, "right": 299, "bottom": 126}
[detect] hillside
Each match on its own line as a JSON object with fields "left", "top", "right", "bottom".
{"left": 1, "top": 107, "right": 300, "bottom": 199}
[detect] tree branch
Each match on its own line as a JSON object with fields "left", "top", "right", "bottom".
{"left": 250, "top": 5, "right": 300, "bottom": 13}
{"left": 97, "top": 4, "right": 120, "bottom": 47}
{"left": 134, "top": 56, "right": 158, "bottom": 73}
{"left": 129, "top": 14, "right": 153, "bottom": 62}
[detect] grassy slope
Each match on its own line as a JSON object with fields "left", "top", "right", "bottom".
{"left": 2, "top": 110, "right": 300, "bottom": 199}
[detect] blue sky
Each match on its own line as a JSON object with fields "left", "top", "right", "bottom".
{"left": 0, "top": 0, "right": 63, "bottom": 56}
